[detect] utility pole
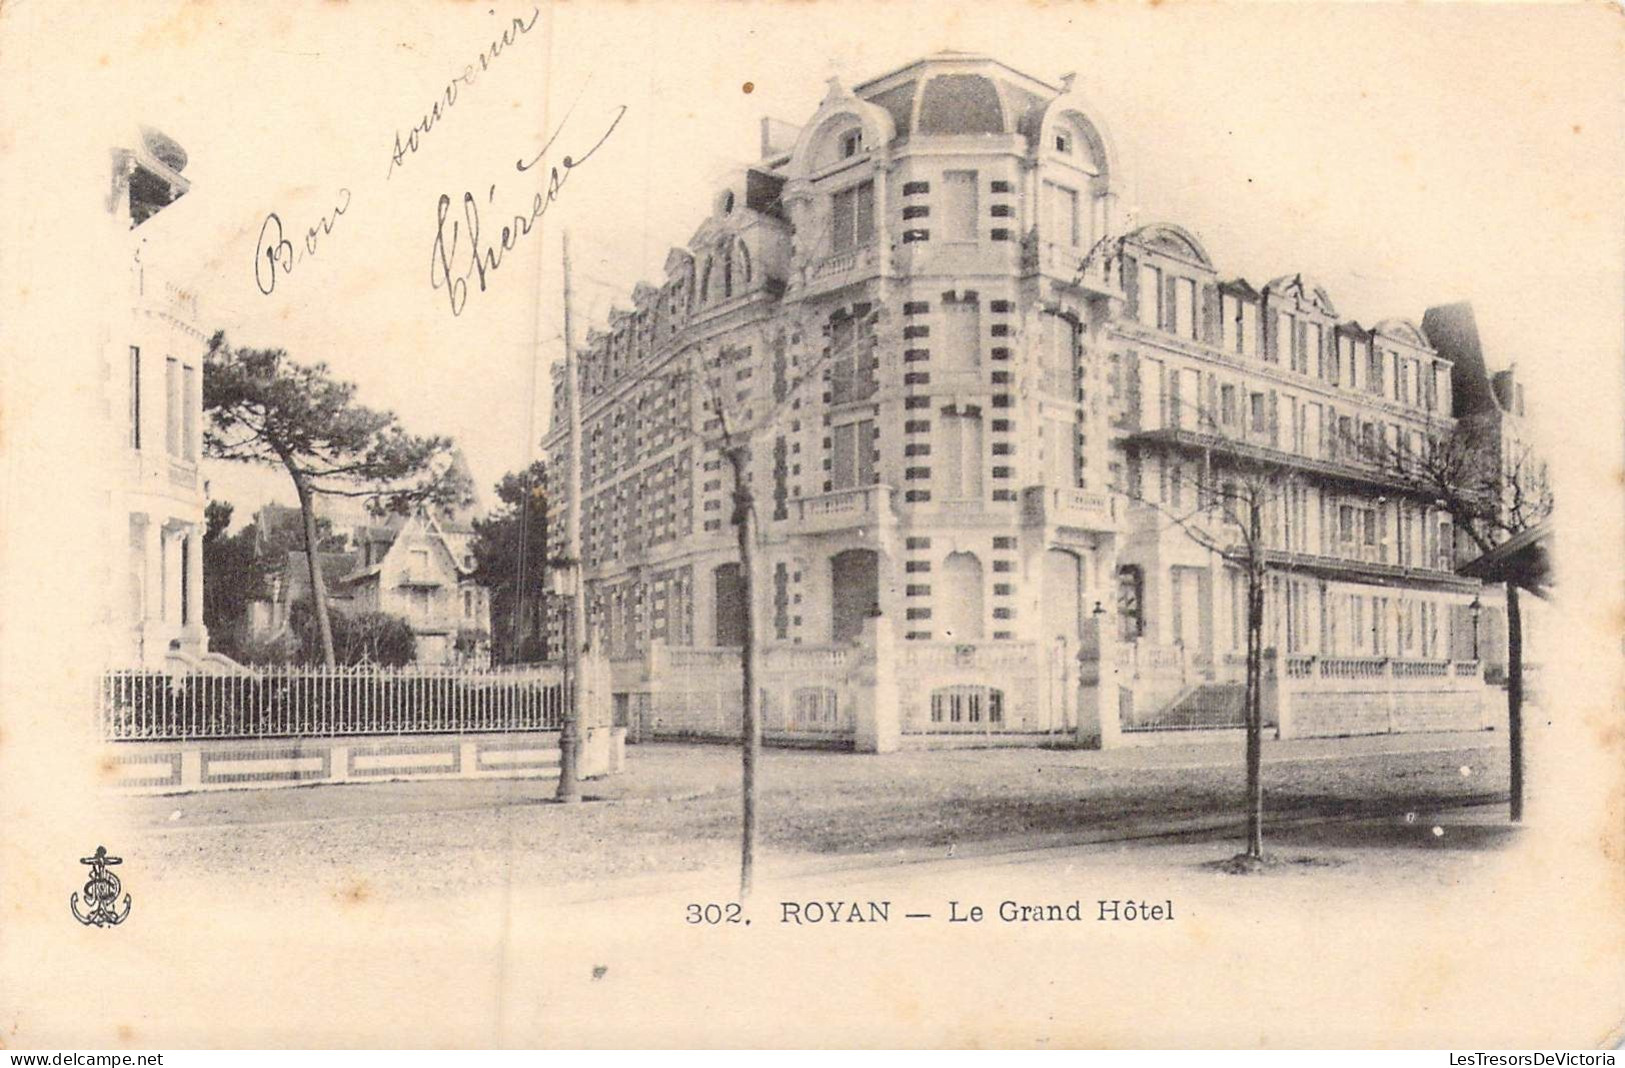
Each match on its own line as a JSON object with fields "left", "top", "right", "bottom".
{"left": 555, "top": 231, "right": 585, "bottom": 804}
{"left": 725, "top": 442, "right": 759, "bottom": 898}
{"left": 1506, "top": 581, "right": 1524, "bottom": 823}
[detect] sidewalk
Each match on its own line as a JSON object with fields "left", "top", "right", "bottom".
{"left": 124, "top": 729, "right": 1514, "bottom": 903}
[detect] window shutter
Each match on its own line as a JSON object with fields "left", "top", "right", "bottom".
{"left": 1268, "top": 390, "right": 1279, "bottom": 447}
{"left": 1267, "top": 310, "right": 1281, "bottom": 362}
{"left": 1123, "top": 255, "right": 1139, "bottom": 319}
{"left": 1163, "top": 275, "right": 1178, "bottom": 332}
{"left": 1295, "top": 320, "right": 1307, "bottom": 371}
{"left": 1201, "top": 284, "right": 1219, "bottom": 344}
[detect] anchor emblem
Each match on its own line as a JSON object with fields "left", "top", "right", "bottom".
{"left": 70, "top": 846, "right": 132, "bottom": 928}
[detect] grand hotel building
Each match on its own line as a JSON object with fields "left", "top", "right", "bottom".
{"left": 543, "top": 52, "right": 1495, "bottom": 746}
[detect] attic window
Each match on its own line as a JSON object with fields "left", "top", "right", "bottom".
{"left": 722, "top": 191, "right": 735, "bottom": 215}
{"left": 842, "top": 131, "right": 863, "bottom": 158}
{"left": 1055, "top": 132, "right": 1072, "bottom": 154}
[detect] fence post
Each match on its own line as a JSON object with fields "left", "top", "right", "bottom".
{"left": 850, "top": 617, "right": 899, "bottom": 753}
{"left": 1076, "top": 612, "right": 1122, "bottom": 749}
{"left": 1384, "top": 658, "right": 1397, "bottom": 733}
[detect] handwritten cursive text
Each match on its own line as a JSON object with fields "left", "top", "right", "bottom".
{"left": 429, "top": 104, "right": 625, "bottom": 317}
{"left": 386, "top": 7, "right": 543, "bottom": 181}
{"left": 254, "top": 188, "right": 353, "bottom": 296}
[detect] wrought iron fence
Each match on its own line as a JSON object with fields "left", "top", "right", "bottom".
{"left": 101, "top": 664, "right": 568, "bottom": 741}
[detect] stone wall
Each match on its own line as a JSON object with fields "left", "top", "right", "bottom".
{"left": 102, "top": 727, "right": 627, "bottom": 795}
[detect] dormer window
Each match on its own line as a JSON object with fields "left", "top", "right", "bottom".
{"left": 1055, "top": 132, "right": 1073, "bottom": 155}
{"left": 721, "top": 191, "right": 735, "bottom": 215}
{"left": 841, "top": 130, "right": 863, "bottom": 158}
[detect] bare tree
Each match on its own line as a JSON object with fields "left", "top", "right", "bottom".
{"left": 1365, "top": 415, "right": 1551, "bottom": 558}
{"left": 1366, "top": 414, "right": 1552, "bottom": 821}
{"left": 1125, "top": 409, "right": 1284, "bottom": 860}
{"left": 692, "top": 304, "right": 882, "bottom": 897}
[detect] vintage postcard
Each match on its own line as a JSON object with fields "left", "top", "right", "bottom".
{"left": 0, "top": 0, "right": 1621, "bottom": 1050}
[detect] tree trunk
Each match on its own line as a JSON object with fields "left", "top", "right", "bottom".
{"left": 1244, "top": 560, "right": 1266, "bottom": 859}
{"left": 1243, "top": 498, "right": 1266, "bottom": 859}
{"left": 730, "top": 452, "right": 760, "bottom": 899}
{"left": 1506, "top": 581, "right": 1524, "bottom": 823}
{"left": 292, "top": 472, "right": 337, "bottom": 669}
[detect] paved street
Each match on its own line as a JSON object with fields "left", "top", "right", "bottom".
{"left": 121, "top": 730, "right": 1518, "bottom": 903}
{"left": 46, "top": 728, "right": 1586, "bottom": 1048}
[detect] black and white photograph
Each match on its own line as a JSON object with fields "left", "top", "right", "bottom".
{"left": 0, "top": 0, "right": 1620, "bottom": 1052}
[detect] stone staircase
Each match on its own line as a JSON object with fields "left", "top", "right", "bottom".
{"left": 1123, "top": 682, "right": 1250, "bottom": 732}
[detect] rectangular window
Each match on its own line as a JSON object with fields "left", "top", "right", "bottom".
{"left": 165, "top": 358, "right": 181, "bottom": 457}
{"left": 183, "top": 364, "right": 198, "bottom": 460}
{"left": 943, "top": 170, "right": 979, "bottom": 243}
{"left": 1137, "top": 264, "right": 1162, "bottom": 327}
{"left": 1221, "top": 295, "right": 1240, "bottom": 354}
{"left": 1339, "top": 504, "right": 1354, "bottom": 544}
{"left": 941, "top": 298, "right": 980, "bottom": 374}
{"left": 1044, "top": 181, "right": 1080, "bottom": 247}
{"left": 1249, "top": 392, "right": 1267, "bottom": 436}
{"left": 829, "top": 314, "right": 877, "bottom": 403}
{"left": 831, "top": 181, "right": 875, "bottom": 252}
{"left": 831, "top": 419, "right": 874, "bottom": 489}
{"left": 938, "top": 411, "right": 984, "bottom": 499}
{"left": 1174, "top": 277, "right": 1197, "bottom": 340}
{"left": 1040, "top": 312, "right": 1077, "bottom": 397}
{"left": 1139, "top": 357, "right": 1164, "bottom": 430}
{"left": 1305, "top": 322, "right": 1323, "bottom": 378}
{"left": 1220, "top": 384, "right": 1236, "bottom": 427}
{"left": 129, "top": 346, "right": 141, "bottom": 449}
{"left": 1277, "top": 312, "right": 1295, "bottom": 366}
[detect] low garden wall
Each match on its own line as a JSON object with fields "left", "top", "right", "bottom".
{"left": 102, "top": 727, "right": 626, "bottom": 794}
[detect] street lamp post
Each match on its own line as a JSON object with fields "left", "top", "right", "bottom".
{"left": 553, "top": 562, "right": 583, "bottom": 802}
{"left": 1469, "top": 594, "right": 1482, "bottom": 662}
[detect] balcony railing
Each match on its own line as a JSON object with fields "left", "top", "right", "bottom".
{"left": 788, "top": 484, "right": 893, "bottom": 535}
{"left": 1125, "top": 427, "right": 1417, "bottom": 494}
{"left": 1021, "top": 485, "right": 1117, "bottom": 531}
{"left": 807, "top": 242, "right": 879, "bottom": 284}
{"left": 1253, "top": 547, "right": 1471, "bottom": 587}
{"left": 1279, "top": 655, "right": 1483, "bottom": 690}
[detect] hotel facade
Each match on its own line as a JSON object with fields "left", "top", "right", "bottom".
{"left": 542, "top": 53, "right": 1498, "bottom": 748}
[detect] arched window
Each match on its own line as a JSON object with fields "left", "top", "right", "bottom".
{"left": 723, "top": 246, "right": 734, "bottom": 299}
{"left": 813, "top": 120, "right": 867, "bottom": 170}
{"left": 699, "top": 257, "right": 713, "bottom": 304}
{"left": 941, "top": 552, "right": 985, "bottom": 641}
{"left": 830, "top": 549, "right": 878, "bottom": 644}
{"left": 929, "top": 685, "right": 1005, "bottom": 727}
{"left": 1043, "top": 549, "right": 1085, "bottom": 642}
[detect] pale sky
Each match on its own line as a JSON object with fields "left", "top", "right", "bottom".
{"left": 23, "top": 1, "right": 1622, "bottom": 526}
